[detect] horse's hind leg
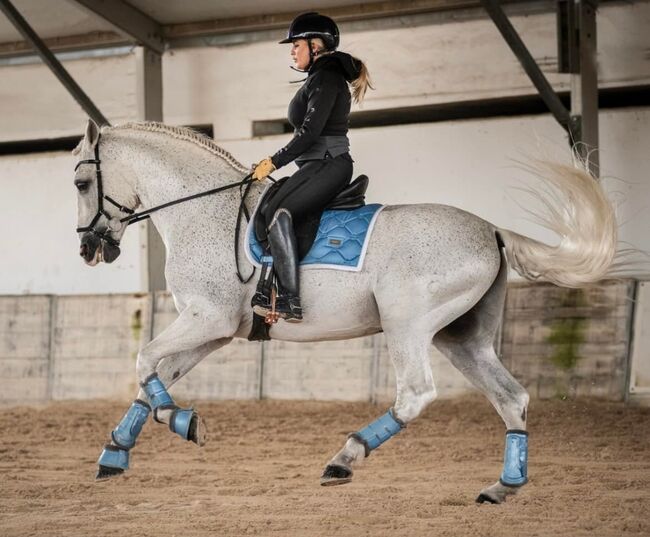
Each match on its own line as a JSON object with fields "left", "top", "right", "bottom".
{"left": 321, "top": 328, "right": 437, "bottom": 486}
{"left": 433, "top": 250, "right": 529, "bottom": 504}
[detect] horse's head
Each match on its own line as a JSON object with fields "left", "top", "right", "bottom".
{"left": 73, "top": 120, "right": 138, "bottom": 265}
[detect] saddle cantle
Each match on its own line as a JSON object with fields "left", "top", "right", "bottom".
{"left": 326, "top": 174, "right": 369, "bottom": 210}
{"left": 247, "top": 174, "right": 383, "bottom": 271}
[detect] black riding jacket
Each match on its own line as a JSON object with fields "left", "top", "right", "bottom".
{"left": 271, "top": 51, "right": 362, "bottom": 169}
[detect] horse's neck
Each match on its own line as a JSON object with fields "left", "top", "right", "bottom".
{"left": 112, "top": 131, "right": 263, "bottom": 243}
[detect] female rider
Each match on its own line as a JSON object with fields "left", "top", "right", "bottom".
{"left": 251, "top": 12, "right": 372, "bottom": 322}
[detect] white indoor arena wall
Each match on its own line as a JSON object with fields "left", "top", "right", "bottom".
{"left": 221, "top": 107, "right": 650, "bottom": 274}
{"left": 0, "top": 111, "right": 648, "bottom": 295}
{"left": 0, "top": 2, "right": 649, "bottom": 294}
{"left": 0, "top": 151, "right": 142, "bottom": 294}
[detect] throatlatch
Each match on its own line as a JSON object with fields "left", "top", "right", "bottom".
{"left": 500, "top": 429, "right": 528, "bottom": 486}
{"left": 97, "top": 399, "right": 151, "bottom": 471}
{"left": 141, "top": 373, "right": 195, "bottom": 441}
{"left": 350, "top": 409, "right": 405, "bottom": 457}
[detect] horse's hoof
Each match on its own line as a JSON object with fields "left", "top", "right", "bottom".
{"left": 95, "top": 465, "right": 124, "bottom": 481}
{"left": 188, "top": 413, "right": 207, "bottom": 447}
{"left": 475, "top": 492, "right": 500, "bottom": 504}
{"left": 320, "top": 464, "right": 353, "bottom": 486}
{"left": 476, "top": 480, "right": 519, "bottom": 504}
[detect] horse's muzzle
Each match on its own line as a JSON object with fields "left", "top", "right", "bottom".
{"left": 80, "top": 232, "right": 121, "bottom": 265}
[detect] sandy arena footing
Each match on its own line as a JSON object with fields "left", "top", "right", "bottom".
{"left": 1, "top": 396, "right": 649, "bottom": 537}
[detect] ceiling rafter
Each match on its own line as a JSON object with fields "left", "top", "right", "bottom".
{"left": 70, "top": 0, "right": 164, "bottom": 54}
{"left": 0, "top": 0, "right": 530, "bottom": 58}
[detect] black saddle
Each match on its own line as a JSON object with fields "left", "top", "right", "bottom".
{"left": 325, "top": 174, "right": 369, "bottom": 210}
{"left": 253, "top": 174, "right": 369, "bottom": 258}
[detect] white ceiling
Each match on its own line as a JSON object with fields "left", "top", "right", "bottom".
{"left": 0, "top": 0, "right": 369, "bottom": 43}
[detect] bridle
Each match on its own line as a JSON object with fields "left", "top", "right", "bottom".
{"left": 74, "top": 138, "right": 134, "bottom": 248}
{"left": 75, "top": 134, "right": 257, "bottom": 282}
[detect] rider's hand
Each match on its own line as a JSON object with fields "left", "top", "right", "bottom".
{"left": 252, "top": 158, "right": 276, "bottom": 181}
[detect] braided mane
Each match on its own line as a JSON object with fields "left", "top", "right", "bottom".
{"left": 107, "top": 122, "right": 248, "bottom": 173}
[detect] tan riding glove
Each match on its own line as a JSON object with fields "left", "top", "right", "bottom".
{"left": 252, "top": 158, "right": 276, "bottom": 181}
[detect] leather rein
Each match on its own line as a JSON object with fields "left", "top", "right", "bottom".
{"left": 75, "top": 134, "right": 257, "bottom": 283}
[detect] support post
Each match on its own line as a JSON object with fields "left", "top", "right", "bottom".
{"left": 0, "top": 0, "right": 109, "bottom": 126}
{"left": 569, "top": 0, "right": 599, "bottom": 176}
{"left": 135, "top": 46, "right": 166, "bottom": 291}
{"left": 481, "top": 0, "right": 572, "bottom": 134}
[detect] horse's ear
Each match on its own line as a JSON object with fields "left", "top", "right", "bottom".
{"left": 84, "top": 119, "right": 100, "bottom": 148}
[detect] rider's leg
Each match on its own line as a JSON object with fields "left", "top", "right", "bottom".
{"left": 267, "top": 208, "right": 302, "bottom": 321}
{"left": 256, "top": 155, "right": 353, "bottom": 319}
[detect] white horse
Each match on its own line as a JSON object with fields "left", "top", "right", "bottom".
{"left": 73, "top": 119, "right": 617, "bottom": 503}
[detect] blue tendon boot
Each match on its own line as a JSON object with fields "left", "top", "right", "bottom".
{"left": 141, "top": 373, "right": 206, "bottom": 446}
{"left": 96, "top": 399, "right": 150, "bottom": 480}
{"left": 322, "top": 409, "right": 404, "bottom": 486}
{"left": 499, "top": 429, "right": 529, "bottom": 487}
{"left": 352, "top": 408, "right": 405, "bottom": 455}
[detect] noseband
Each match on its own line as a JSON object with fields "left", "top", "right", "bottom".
{"left": 74, "top": 134, "right": 257, "bottom": 282}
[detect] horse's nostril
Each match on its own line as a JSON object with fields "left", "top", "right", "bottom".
{"left": 80, "top": 244, "right": 88, "bottom": 257}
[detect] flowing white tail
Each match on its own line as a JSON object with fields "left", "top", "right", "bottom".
{"left": 498, "top": 160, "right": 617, "bottom": 288}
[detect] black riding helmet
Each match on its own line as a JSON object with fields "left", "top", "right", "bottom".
{"left": 279, "top": 12, "right": 340, "bottom": 50}
{"left": 280, "top": 12, "right": 340, "bottom": 73}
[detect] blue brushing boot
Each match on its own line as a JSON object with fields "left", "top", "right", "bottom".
{"left": 141, "top": 373, "right": 205, "bottom": 444}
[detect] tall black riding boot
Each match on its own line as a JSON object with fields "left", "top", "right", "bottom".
{"left": 268, "top": 209, "right": 303, "bottom": 322}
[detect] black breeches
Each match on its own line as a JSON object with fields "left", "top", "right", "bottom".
{"left": 261, "top": 153, "right": 353, "bottom": 228}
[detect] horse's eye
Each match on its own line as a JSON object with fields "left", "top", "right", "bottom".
{"left": 75, "top": 181, "right": 90, "bottom": 193}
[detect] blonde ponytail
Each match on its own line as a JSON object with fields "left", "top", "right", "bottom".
{"left": 311, "top": 42, "right": 374, "bottom": 104}
{"left": 350, "top": 58, "right": 373, "bottom": 104}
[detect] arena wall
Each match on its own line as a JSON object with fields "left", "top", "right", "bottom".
{"left": 1, "top": 4, "right": 648, "bottom": 406}
{"left": 0, "top": 280, "right": 644, "bottom": 406}
{"left": 1, "top": 2, "right": 649, "bottom": 295}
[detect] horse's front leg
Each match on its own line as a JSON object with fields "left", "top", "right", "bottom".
{"left": 96, "top": 303, "right": 236, "bottom": 480}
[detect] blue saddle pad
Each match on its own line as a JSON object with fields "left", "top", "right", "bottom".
{"left": 246, "top": 203, "right": 384, "bottom": 271}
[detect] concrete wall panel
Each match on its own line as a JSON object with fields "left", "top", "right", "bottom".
{"left": 501, "top": 280, "right": 634, "bottom": 400}
{"left": 50, "top": 294, "right": 150, "bottom": 400}
{"left": 0, "top": 296, "right": 51, "bottom": 404}
{"left": 0, "top": 279, "right": 643, "bottom": 405}
{"left": 152, "top": 293, "right": 262, "bottom": 400}
{"left": 261, "top": 338, "right": 375, "bottom": 402}
{"left": 371, "top": 334, "right": 476, "bottom": 404}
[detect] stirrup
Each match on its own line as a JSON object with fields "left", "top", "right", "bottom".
{"left": 251, "top": 255, "right": 276, "bottom": 320}
{"left": 251, "top": 290, "right": 271, "bottom": 317}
